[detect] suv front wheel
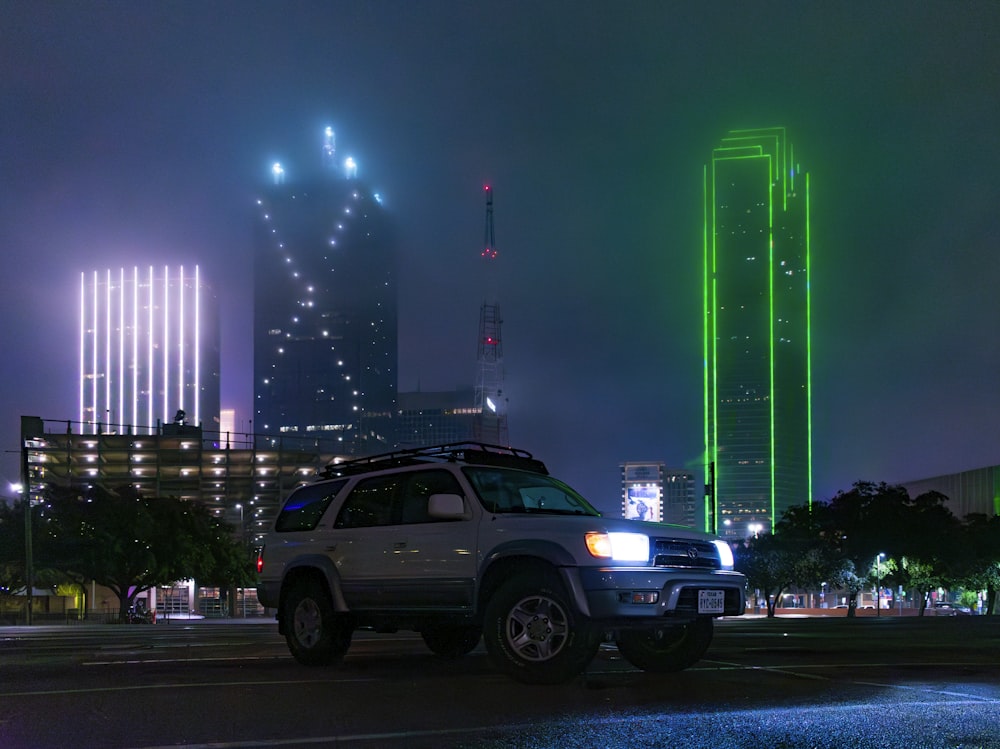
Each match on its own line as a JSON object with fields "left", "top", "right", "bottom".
{"left": 283, "top": 577, "right": 353, "bottom": 666}
{"left": 483, "top": 571, "right": 600, "bottom": 684}
{"left": 615, "top": 617, "right": 713, "bottom": 672}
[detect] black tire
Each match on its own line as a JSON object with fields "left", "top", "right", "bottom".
{"left": 483, "top": 571, "right": 600, "bottom": 684}
{"left": 283, "top": 577, "right": 353, "bottom": 666}
{"left": 615, "top": 617, "right": 714, "bottom": 672}
{"left": 421, "top": 624, "right": 482, "bottom": 658}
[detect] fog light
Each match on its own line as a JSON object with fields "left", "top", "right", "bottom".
{"left": 619, "top": 591, "right": 659, "bottom": 605}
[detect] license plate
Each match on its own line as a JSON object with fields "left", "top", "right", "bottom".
{"left": 698, "top": 589, "right": 725, "bottom": 614}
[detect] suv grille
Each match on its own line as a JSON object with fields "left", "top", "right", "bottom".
{"left": 652, "top": 538, "right": 719, "bottom": 570}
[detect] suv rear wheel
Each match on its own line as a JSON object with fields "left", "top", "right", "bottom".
{"left": 615, "top": 617, "right": 713, "bottom": 672}
{"left": 483, "top": 571, "right": 600, "bottom": 684}
{"left": 284, "top": 577, "right": 353, "bottom": 666}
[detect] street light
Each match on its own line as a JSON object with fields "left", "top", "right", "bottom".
{"left": 876, "top": 553, "right": 885, "bottom": 617}
{"left": 235, "top": 504, "right": 245, "bottom": 617}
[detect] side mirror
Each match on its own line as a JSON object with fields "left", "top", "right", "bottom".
{"left": 428, "top": 493, "right": 466, "bottom": 520}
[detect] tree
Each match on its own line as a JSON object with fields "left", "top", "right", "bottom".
{"left": 774, "top": 503, "right": 845, "bottom": 594}
{"left": 0, "top": 500, "right": 64, "bottom": 617}
{"left": 899, "top": 556, "right": 943, "bottom": 614}
{"left": 38, "top": 484, "right": 246, "bottom": 622}
{"left": 0, "top": 501, "right": 27, "bottom": 596}
{"left": 734, "top": 501, "right": 852, "bottom": 616}
{"left": 954, "top": 514, "right": 1000, "bottom": 615}
{"left": 891, "top": 491, "right": 961, "bottom": 614}
{"left": 735, "top": 532, "right": 797, "bottom": 616}
{"left": 819, "top": 482, "right": 961, "bottom": 616}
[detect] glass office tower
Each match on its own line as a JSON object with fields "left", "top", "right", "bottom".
{"left": 253, "top": 157, "right": 397, "bottom": 454}
{"left": 704, "top": 127, "right": 812, "bottom": 538}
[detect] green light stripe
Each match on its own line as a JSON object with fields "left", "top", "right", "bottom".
{"left": 805, "top": 171, "right": 813, "bottom": 510}
{"left": 768, "top": 153, "right": 777, "bottom": 532}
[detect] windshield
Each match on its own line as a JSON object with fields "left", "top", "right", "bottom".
{"left": 463, "top": 466, "right": 601, "bottom": 516}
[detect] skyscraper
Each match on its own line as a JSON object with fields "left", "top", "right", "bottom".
{"left": 253, "top": 134, "right": 397, "bottom": 454}
{"left": 79, "top": 265, "right": 220, "bottom": 434}
{"left": 703, "top": 127, "right": 812, "bottom": 538}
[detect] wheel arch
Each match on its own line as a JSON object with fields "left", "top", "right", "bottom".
{"left": 278, "top": 555, "right": 348, "bottom": 631}
{"left": 477, "top": 541, "right": 590, "bottom": 619}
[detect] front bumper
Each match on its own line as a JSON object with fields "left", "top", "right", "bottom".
{"left": 570, "top": 566, "right": 746, "bottom": 620}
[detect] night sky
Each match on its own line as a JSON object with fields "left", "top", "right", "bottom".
{"left": 3, "top": 2, "right": 998, "bottom": 515}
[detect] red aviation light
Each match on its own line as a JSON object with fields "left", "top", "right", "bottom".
{"left": 484, "top": 336, "right": 497, "bottom": 345}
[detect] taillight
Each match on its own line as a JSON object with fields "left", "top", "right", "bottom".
{"left": 256, "top": 547, "right": 264, "bottom": 574}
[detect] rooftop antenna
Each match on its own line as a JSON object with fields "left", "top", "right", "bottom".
{"left": 322, "top": 127, "right": 336, "bottom": 170}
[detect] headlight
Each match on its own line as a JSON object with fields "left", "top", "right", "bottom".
{"left": 713, "top": 539, "right": 735, "bottom": 570}
{"left": 585, "top": 532, "right": 649, "bottom": 562}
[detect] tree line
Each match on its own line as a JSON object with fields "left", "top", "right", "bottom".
{"left": 0, "top": 484, "right": 256, "bottom": 622}
{"left": 736, "top": 481, "right": 1000, "bottom": 616}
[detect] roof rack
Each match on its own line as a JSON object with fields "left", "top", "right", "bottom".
{"left": 318, "top": 442, "right": 548, "bottom": 479}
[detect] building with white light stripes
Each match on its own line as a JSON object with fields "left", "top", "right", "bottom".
{"left": 78, "top": 266, "right": 220, "bottom": 435}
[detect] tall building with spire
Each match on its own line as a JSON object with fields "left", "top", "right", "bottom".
{"left": 253, "top": 130, "right": 397, "bottom": 454}
{"left": 703, "top": 127, "right": 812, "bottom": 539}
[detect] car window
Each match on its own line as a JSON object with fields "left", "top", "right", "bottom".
{"left": 400, "top": 470, "right": 464, "bottom": 524}
{"left": 274, "top": 479, "right": 347, "bottom": 532}
{"left": 462, "top": 466, "right": 600, "bottom": 516}
{"left": 334, "top": 474, "right": 398, "bottom": 528}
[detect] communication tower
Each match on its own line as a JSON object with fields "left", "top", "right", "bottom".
{"left": 473, "top": 185, "right": 508, "bottom": 445}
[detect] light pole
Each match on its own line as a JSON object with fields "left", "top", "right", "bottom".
{"left": 235, "top": 504, "right": 245, "bottom": 617}
{"left": 876, "top": 553, "right": 885, "bottom": 617}
{"left": 21, "top": 443, "right": 34, "bottom": 627}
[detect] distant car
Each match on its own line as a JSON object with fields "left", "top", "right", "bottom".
{"left": 933, "top": 602, "right": 973, "bottom": 616}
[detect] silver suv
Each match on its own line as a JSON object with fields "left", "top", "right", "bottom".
{"left": 256, "top": 443, "right": 746, "bottom": 684}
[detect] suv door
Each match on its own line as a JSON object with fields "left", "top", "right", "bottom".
{"left": 331, "top": 468, "right": 478, "bottom": 612}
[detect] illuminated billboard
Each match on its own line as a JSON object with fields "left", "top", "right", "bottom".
{"left": 625, "top": 484, "right": 662, "bottom": 522}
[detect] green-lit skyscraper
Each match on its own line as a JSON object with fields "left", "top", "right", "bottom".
{"left": 703, "top": 127, "right": 812, "bottom": 539}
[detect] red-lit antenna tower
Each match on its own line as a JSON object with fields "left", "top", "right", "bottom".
{"left": 473, "top": 185, "right": 508, "bottom": 445}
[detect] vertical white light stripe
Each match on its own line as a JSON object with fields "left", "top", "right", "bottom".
{"left": 118, "top": 267, "right": 125, "bottom": 432}
{"left": 91, "top": 271, "right": 98, "bottom": 432}
{"left": 132, "top": 267, "right": 139, "bottom": 429}
{"left": 105, "top": 269, "right": 111, "bottom": 429}
{"left": 194, "top": 265, "right": 201, "bottom": 427}
{"left": 79, "top": 273, "right": 85, "bottom": 429}
{"left": 147, "top": 265, "right": 154, "bottom": 432}
{"left": 163, "top": 265, "right": 169, "bottom": 422}
{"left": 178, "top": 265, "right": 185, "bottom": 413}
